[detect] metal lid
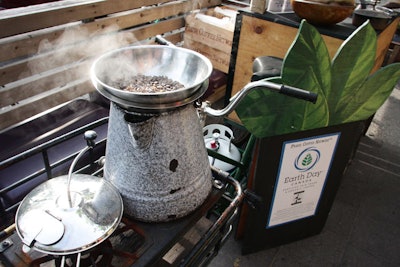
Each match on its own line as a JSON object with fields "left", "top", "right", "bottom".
{"left": 15, "top": 174, "right": 123, "bottom": 255}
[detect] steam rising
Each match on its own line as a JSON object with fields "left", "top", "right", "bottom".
{"left": 26, "top": 24, "right": 138, "bottom": 93}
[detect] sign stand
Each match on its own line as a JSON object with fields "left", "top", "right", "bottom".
{"left": 240, "top": 120, "right": 366, "bottom": 254}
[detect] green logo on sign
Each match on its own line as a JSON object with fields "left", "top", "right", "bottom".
{"left": 302, "top": 153, "right": 313, "bottom": 167}
{"left": 295, "top": 147, "right": 321, "bottom": 172}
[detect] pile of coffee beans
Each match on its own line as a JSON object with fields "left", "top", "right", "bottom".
{"left": 122, "top": 75, "right": 184, "bottom": 93}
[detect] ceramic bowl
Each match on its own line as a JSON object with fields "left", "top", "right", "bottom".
{"left": 291, "top": 0, "right": 355, "bottom": 25}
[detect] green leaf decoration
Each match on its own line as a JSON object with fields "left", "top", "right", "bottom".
{"left": 235, "top": 77, "right": 308, "bottom": 138}
{"left": 280, "top": 20, "right": 330, "bottom": 132}
{"left": 282, "top": 20, "right": 332, "bottom": 98}
{"left": 289, "top": 67, "right": 330, "bottom": 131}
{"left": 235, "top": 19, "right": 399, "bottom": 138}
{"left": 337, "top": 63, "right": 400, "bottom": 123}
{"left": 330, "top": 21, "right": 377, "bottom": 121}
{"left": 235, "top": 75, "right": 328, "bottom": 138}
{"left": 235, "top": 21, "right": 329, "bottom": 138}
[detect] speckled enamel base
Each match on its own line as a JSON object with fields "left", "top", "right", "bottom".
{"left": 104, "top": 103, "right": 212, "bottom": 222}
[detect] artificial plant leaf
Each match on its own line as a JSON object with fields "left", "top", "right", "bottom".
{"left": 287, "top": 66, "right": 329, "bottom": 131}
{"left": 235, "top": 73, "right": 329, "bottom": 138}
{"left": 235, "top": 18, "right": 398, "bottom": 137}
{"left": 235, "top": 77, "right": 302, "bottom": 138}
{"left": 282, "top": 20, "right": 331, "bottom": 98}
{"left": 335, "top": 63, "right": 400, "bottom": 123}
{"left": 330, "top": 21, "right": 377, "bottom": 119}
{"left": 236, "top": 20, "right": 331, "bottom": 138}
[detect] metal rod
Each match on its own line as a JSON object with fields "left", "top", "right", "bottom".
{"left": 203, "top": 80, "right": 282, "bottom": 117}
{"left": 60, "top": 256, "right": 66, "bottom": 267}
{"left": 155, "top": 34, "right": 176, "bottom": 47}
{"left": 66, "top": 146, "right": 90, "bottom": 208}
{"left": 76, "top": 252, "right": 81, "bottom": 267}
{"left": 0, "top": 117, "right": 108, "bottom": 169}
{"left": 203, "top": 80, "right": 317, "bottom": 117}
{"left": 182, "top": 165, "right": 245, "bottom": 266}
{"left": 42, "top": 150, "right": 52, "bottom": 179}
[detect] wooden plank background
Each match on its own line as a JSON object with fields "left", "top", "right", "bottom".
{"left": 0, "top": 0, "right": 222, "bottom": 131}
{"left": 230, "top": 14, "right": 344, "bottom": 99}
{"left": 183, "top": 12, "right": 234, "bottom": 73}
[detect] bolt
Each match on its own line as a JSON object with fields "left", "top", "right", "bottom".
{"left": 1, "top": 239, "right": 11, "bottom": 249}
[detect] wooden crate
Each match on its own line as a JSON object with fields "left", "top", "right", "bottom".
{"left": 183, "top": 8, "right": 235, "bottom": 73}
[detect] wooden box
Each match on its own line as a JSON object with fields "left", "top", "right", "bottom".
{"left": 183, "top": 8, "right": 235, "bottom": 73}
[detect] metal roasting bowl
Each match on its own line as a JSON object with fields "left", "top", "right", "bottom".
{"left": 90, "top": 45, "right": 213, "bottom": 111}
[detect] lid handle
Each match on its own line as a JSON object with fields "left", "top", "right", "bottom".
{"left": 66, "top": 131, "right": 98, "bottom": 208}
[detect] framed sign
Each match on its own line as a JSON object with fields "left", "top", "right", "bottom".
{"left": 240, "top": 121, "right": 366, "bottom": 255}
{"left": 267, "top": 133, "right": 340, "bottom": 228}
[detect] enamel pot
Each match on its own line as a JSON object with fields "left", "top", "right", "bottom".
{"left": 91, "top": 45, "right": 213, "bottom": 222}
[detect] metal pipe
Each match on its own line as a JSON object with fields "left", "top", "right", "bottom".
{"left": 203, "top": 80, "right": 317, "bottom": 117}
{"left": 66, "top": 130, "right": 97, "bottom": 208}
{"left": 66, "top": 146, "right": 91, "bottom": 208}
{"left": 182, "top": 165, "right": 245, "bottom": 266}
{"left": 76, "top": 252, "right": 81, "bottom": 267}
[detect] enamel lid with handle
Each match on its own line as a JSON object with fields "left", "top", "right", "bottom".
{"left": 15, "top": 174, "right": 123, "bottom": 255}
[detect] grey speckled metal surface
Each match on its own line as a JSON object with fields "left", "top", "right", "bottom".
{"left": 104, "top": 103, "right": 212, "bottom": 222}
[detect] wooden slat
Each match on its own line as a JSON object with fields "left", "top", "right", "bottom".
{"left": 0, "top": 22, "right": 80, "bottom": 63}
{"left": 0, "top": 0, "right": 101, "bottom": 17}
{"left": 128, "top": 16, "right": 185, "bottom": 42}
{"left": 0, "top": 0, "right": 174, "bottom": 38}
{"left": 0, "top": 61, "right": 91, "bottom": 107}
{"left": 371, "top": 17, "right": 400, "bottom": 74}
{"left": 0, "top": 0, "right": 222, "bottom": 38}
{"left": 160, "top": 30, "right": 185, "bottom": 44}
{"left": 0, "top": 0, "right": 210, "bottom": 85}
{"left": 184, "top": 37, "right": 231, "bottom": 73}
{"left": 0, "top": 78, "right": 94, "bottom": 130}
{"left": 1, "top": 45, "right": 88, "bottom": 86}
{"left": 0, "top": 0, "right": 222, "bottom": 131}
{"left": 0, "top": 0, "right": 192, "bottom": 62}
{"left": 1, "top": 16, "right": 185, "bottom": 107}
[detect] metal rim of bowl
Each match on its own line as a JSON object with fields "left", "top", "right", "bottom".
{"left": 90, "top": 45, "right": 213, "bottom": 109}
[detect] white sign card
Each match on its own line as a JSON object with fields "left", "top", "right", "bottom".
{"left": 266, "top": 132, "right": 340, "bottom": 228}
